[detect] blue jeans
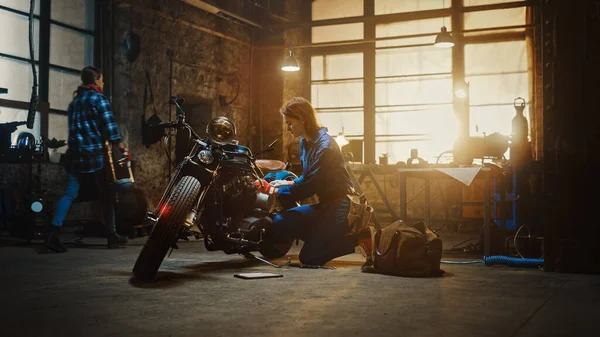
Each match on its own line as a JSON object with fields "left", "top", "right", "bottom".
{"left": 52, "top": 170, "right": 116, "bottom": 234}
{"left": 272, "top": 199, "right": 356, "bottom": 265}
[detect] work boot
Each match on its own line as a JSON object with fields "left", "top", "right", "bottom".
{"left": 356, "top": 225, "right": 375, "bottom": 258}
{"left": 45, "top": 226, "right": 68, "bottom": 253}
{"left": 107, "top": 232, "right": 128, "bottom": 249}
{"left": 357, "top": 236, "right": 373, "bottom": 259}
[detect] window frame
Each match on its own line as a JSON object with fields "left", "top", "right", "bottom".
{"left": 307, "top": 0, "right": 534, "bottom": 163}
{"left": 0, "top": 1, "right": 100, "bottom": 144}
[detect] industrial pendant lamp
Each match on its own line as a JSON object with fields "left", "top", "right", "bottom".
{"left": 434, "top": 0, "right": 454, "bottom": 48}
{"left": 281, "top": 50, "right": 300, "bottom": 72}
{"left": 335, "top": 127, "right": 349, "bottom": 147}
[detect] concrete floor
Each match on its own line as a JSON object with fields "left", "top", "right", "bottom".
{"left": 1, "top": 232, "right": 599, "bottom": 337}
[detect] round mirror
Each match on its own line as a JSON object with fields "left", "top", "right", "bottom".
{"left": 206, "top": 117, "right": 236, "bottom": 145}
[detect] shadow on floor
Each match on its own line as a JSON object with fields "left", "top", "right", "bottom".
{"left": 127, "top": 271, "right": 218, "bottom": 289}
{"left": 181, "top": 258, "right": 263, "bottom": 272}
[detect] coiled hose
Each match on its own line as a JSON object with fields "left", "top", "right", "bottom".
{"left": 441, "top": 256, "right": 544, "bottom": 267}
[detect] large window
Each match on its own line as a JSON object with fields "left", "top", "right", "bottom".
{"left": 375, "top": 18, "right": 454, "bottom": 163}
{"left": 0, "top": 0, "right": 96, "bottom": 151}
{"left": 465, "top": 41, "right": 529, "bottom": 139}
{"left": 311, "top": 53, "right": 364, "bottom": 139}
{"left": 0, "top": 4, "right": 42, "bottom": 144}
{"left": 310, "top": 0, "right": 532, "bottom": 164}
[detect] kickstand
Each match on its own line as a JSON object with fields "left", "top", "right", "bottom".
{"left": 242, "top": 252, "right": 281, "bottom": 268}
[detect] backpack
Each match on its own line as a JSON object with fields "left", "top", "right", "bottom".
{"left": 363, "top": 220, "right": 444, "bottom": 277}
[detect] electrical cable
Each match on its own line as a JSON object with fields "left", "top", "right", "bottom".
{"left": 163, "top": 136, "right": 177, "bottom": 168}
{"left": 449, "top": 237, "right": 479, "bottom": 250}
{"left": 513, "top": 225, "right": 530, "bottom": 258}
{"left": 441, "top": 260, "right": 484, "bottom": 264}
{"left": 26, "top": 0, "right": 39, "bottom": 129}
{"left": 226, "top": 74, "right": 240, "bottom": 105}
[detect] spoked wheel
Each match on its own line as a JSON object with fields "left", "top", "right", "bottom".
{"left": 132, "top": 176, "right": 202, "bottom": 281}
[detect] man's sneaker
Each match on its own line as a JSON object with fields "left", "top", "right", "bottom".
{"left": 45, "top": 232, "right": 68, "bottom": 253}
{"left": 107, "top": 232, "right": 129, "bottom": 249}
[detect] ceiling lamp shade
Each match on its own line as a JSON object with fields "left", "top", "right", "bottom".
{"left": 335, "top": 127, "right": 349, "bottom": 147}
{"left": 281, "top": 50, "right": 300, "bottom": 72}
{"left": 434, "top": 26, "right": 454, "bottom": 48}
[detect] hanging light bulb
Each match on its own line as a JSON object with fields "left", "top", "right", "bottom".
{"left": 281, "top": 50, "right": 300, "bottom": 72}
{"left": 335, "top": 127, "right": 349, "bottom": 147}
{"left": 434, "top": 26, "right": 454, "bottom": 48}
{"left": 434, "top": 0, "right": 454, "bottom": 48}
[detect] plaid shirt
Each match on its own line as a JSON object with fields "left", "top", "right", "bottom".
{"left": 66, "top": 88, "right": 122, "bottom": 173}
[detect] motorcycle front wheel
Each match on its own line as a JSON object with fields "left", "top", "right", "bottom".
{"left": 132, "top": 176, "right": 202, "bottom": 281}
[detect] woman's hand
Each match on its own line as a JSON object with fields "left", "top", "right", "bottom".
{"left": 254, "top": 179, "right": 276, "bottom": 195}
{"left": 269, "top": 180, "right": 295, "bottom": 188}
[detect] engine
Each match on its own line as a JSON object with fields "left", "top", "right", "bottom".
{"left": 201, "top": 169, "right": 277, "bottom": 254}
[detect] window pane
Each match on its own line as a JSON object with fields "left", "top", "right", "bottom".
{"left": 376, "top": 18, "right": 451, "bottom": 48}
{"left": 464, "top": 8, "right": 526, "bottom": 31}
{"left": 375, "top": 104, "right": 457, "bottom": 163}
{"left": 311, "top": 53, "right": 363, "bottom": 81}
{"left": 375, "top": 0, "right": 448, "bottom": 15}
{"left": 312, "top": 0, "right": 363, "bottom": 20}
{"left": 376, "top": 46, "right": 451, "bottom": 77}
{"left": 376, "top": 105, "right": 456, "bottom": 136}
{"left": 51, "top": 0, "right": 95, "bottom": 30}
{"left": 376, "top": 75, "right": 453, "bottom": 106}
{"left": 317, "top": 109, "right": 364, "bottom": 137}
{"left": 48, "top": 113, "right": 69, "bottom": 153}
{"left": 0, "top": 11, "right": 40, "bottom": 59}
{"left": 49, "top": 68, "right": 80, "bottom": 111}
{"left": 0, "top": 57, "right": 38, "bottom": 102}
{"left": 0, "top": 0, "right": 40, "bottom": 14}
{"left": 311, "top": 81, "right": 364, "bottom": 108}
{"left": 467, "top": 72, "right": 529, "bottom": 105}
{"left": 470, "top": 104, "right": 530, "bottom": 138}
{"left": 312, "top": 23, "right": 363, "bottom": 43}
{"left": 0, "top": 107, "right": 41, "bottom": 146}
{"left": 50, "top": 24, "right": 94, "bottom": 69}
{"left": 465, "top": 41, "right": 527, "bottom": 75}
{"left": 464, "top": 0, "right": 525, "bottom": 5}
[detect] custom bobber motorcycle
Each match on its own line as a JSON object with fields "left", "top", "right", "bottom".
{"left": 133, "top": 97, "right": 297, "bottom": 281}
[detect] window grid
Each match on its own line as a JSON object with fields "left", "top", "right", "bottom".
{"left": 310, "top": 1, "right": 532, "bottom": 163}
{"left": 0, "top": 1, "right": 97, "bottom": 145}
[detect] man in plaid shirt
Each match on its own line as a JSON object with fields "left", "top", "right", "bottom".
{"left": 46, "top": 66, "right": 131, "bottom": 253}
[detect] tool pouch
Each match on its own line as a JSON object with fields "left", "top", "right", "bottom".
{"left": 346, "top": 193, "right": 374, "bottom": 234}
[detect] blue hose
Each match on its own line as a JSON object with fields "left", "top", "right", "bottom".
{"left": 441, "top": 256, "right": 544, "bottom": 267}
{"left": 483, "top": 255, "right": 544, "bottom": 267}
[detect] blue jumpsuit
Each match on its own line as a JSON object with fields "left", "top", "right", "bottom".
{"left": 275, "top": 127, "right": 357, "bottom": 265}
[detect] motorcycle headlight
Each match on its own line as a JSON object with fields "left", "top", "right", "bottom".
{"left": 206, "top": 117, "right": 236, "bottom": 145}
{"left": 198, "top": 149, "right": 214, "bottom": 164}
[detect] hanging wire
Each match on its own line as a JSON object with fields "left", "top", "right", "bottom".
{"left": 442, "top": 0, "right": 446, "bottom": 27}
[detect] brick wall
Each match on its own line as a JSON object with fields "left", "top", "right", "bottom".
{"left": 112, "top": 0, "right": 254, "bottom": 209}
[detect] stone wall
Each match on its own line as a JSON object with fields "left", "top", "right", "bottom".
{"left": 112, "top": 0, "right": 255, "bottom": 209}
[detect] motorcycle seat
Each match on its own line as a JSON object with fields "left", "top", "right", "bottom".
{"left": 255, "top": 159, "right": 286, "bottom": 172}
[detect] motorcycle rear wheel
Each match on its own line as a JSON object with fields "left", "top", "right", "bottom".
{"left": 132, "top": 176, "right": 202, "bottom": 281}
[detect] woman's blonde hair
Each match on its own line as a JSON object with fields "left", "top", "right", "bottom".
{"left": 280, "top": 97, "right": 321, "bottom": 136}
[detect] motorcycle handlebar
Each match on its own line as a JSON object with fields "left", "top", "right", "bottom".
{"left": 153, "top": 121, "right": 204, "bottom": 145}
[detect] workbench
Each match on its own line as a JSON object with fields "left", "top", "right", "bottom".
{"left": 397, "top": 167, "right": 497, "bottom": 256}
